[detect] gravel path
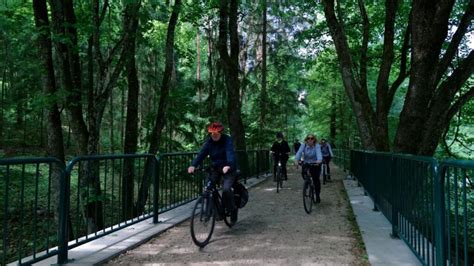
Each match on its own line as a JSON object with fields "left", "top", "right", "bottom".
{"left": 108, "top": 164, "right": 368, "bottom": 265}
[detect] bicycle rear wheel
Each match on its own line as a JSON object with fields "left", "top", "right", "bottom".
{"left": 276, "top": 167, "right": 282, "bottom": 193}
{"left": 190, "top": 195, "right": 215, "bottom": 247}
{"left": 303, "top": 180, "right": 313, "bottom": 214}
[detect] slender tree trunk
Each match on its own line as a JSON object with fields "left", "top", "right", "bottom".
{"left": 0, "top": 59, "right": 6, "bottom": 147}
{"left": 207, "top": 18, "right": 216, "bottom": 115}
{"left": 50, "top": 0, "right": 88, "bottom": 155}
{"left": 218, "top": 0, "right": 246, "bottom": 150}
{"left": 260, "top": 0, "right": 268, "bottom": 127}
{"left": 330, "top": 87, "right": 337, "bottom": 140}
{"left": 136, "top": 0, "right": 181, "bottom": 215}
{"left": 32, "top": 0, "right": 72, "bottom": 239}
{"left": 109, "top": 90, "right": 114, "bottom": 153}
{"left": 121, "top": 0, "right": 141, "bottom": 220}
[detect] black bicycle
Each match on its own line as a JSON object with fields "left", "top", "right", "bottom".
{"left": 302, "top": 163, "right": 318, "bottom": 214}
{"left": 275, "top": 159, "right": 284, "bottom": 193}
{"left": 271, "top": 152, "right": 288, "bottom": 193}
{"left": 321, "top": 159, "right": 329, "bottom": 185}
{"left": 190, "top": 167, "right": 234, "bottom": 247}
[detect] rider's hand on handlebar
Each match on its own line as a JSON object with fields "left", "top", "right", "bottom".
{"left": 188, "top": 166, "right": 195, "bottom": 174}
{"left": 222, "top": 166, "right": 230, "bottom": 174}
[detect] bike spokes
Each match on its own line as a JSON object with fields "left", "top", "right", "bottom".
{"left": 190, "top": 196, "right": 215, "bottom": 247}
{"left": 303, "top": 181, "right": 313, "bottom": 214}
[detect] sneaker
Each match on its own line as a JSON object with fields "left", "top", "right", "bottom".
{"left": 230, "top": 209, "right": 238, "bottom": 224}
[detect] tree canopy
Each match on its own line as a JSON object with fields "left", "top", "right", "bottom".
{"left": 0, "top": 0, "right": 472, "bottom": 159}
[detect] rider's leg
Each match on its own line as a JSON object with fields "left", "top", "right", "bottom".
{"left": 310, "top": 165, "right": 321, "bottom": 202}
{"left": 222, "top": 173, "right": 237, "bottom": 222}
{"left": 273, "top": 158, "right": 278, "bottom": 181}
{"left": 281, "top": 157, "right": 288, "bottom": 180}
{"left": 325, "top": 156, "right": 331, "bottom": 177}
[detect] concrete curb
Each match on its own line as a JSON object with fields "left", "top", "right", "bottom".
{"left": 342, "top": 176, "right": 421, "bottom": 266}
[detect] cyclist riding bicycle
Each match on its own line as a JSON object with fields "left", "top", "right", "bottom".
{"left": 295, "top": 134, "right": 323, "bottom": 203}
{"left": 271, "top": 132, "right": 291, "bottom": 181}
{"left": 188, "top": 122, "right": 238, "bottom": 224}
{"left": 320, "top": 138, "right": 334, "bottom": 180}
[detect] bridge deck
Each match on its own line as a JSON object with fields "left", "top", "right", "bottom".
{"left": 107, "top": 164, "right": 365, "bottom": 265}
{"left": 33, "top": 164, "right": 420, "bottom": 265}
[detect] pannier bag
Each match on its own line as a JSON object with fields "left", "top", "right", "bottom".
{"left": 233, "top": 182, "right": 249, "bottom": 208}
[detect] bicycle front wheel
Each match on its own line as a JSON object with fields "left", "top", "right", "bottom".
{"left": 190, "top": 195, "right": 215, "bottom": 247}
{"left": 276, "top": 168, "right": 282, "bottom": 193}
{"left": 303, "top": 180, "right": 313, "bottom": 214}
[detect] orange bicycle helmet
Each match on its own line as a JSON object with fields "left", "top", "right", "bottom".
{"left": 207, "top": 122, "right": 224, "bottom": 133}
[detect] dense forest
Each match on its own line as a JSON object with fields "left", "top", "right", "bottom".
{"left": 0, "top": 0, "right": 472, "bottom": 159}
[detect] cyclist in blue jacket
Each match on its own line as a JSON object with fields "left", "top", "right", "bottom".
{"left": 320, "top": 138, "right": 334, "bottom": 180}
{"left": 188, "top": 122, "right": 238, "bottom": 223}
{"left": 295, "top": 134, "right": 323, "bottom": 203}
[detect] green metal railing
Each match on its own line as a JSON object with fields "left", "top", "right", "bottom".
{"left": 350, "top": 150, "right": 473, "bottom": 266}
{"left": 58, "top": 154, "right": 159, "bottom": 263}
{"left": 333, "top": 149, "right": 351, "bottom": 172}
{"left": 0, "top": 157, "right": 65, "bottom": 265}
{"left": 0, "top": 150, "right": 271, "bottom": 265}
{"left": 440, "top": 160, "right": 474, "bottom": 266}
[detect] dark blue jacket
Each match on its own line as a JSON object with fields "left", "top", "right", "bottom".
{"left": 191, "top": 134, "right": 237, "bottom": 172}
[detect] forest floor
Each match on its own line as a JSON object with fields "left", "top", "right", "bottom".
{"left": 107, "top": 164, "right": 368, "bottom": 265}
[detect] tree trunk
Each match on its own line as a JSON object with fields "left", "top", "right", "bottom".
{"left": 109, "top": 90, "right": 114, "bottom": 153}
{"left": 32, "top": 0, "right": 71, "bottom": 239}
{"left": 121, "top": 0, "right": 141, "bottom": 220}
{"left": 136, "top": 0, "right": 181, "bottom": 215}
{"left": 394, "top": 1, "right": 474, "bottom": 155}
{"left": 330, "top": 87, "right": 337, "bottom": 140}
{"left": 322, "top": 0, "right": 378, "bottom": 151}
{"left": 260, "top": 0, "right": 268, "bottom": 127}
{"left": 0, "top": 57, "right": 6, "bottom": 147}
{"left": 50, "top": 0, "right": 132, "bottom": 232}
{"left": 323, "top": 0, "right": 473, "bottom": 155}
{"left": 50, "top": 0, "right": 88, "bottom": 154}
{"left": 218, "top": 0, "right": 247, "bottom": 150}
{"left": 206, "top": 18, "right": 216, "bottom": 115}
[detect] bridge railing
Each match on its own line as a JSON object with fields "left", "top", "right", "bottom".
{"left": 0, "top": 150, "right": 271, "bottom": 265}
{"left": 440, "top": 160, "right": 474, "bottom": 266}
{"left": 0, "top": 157, "right": 65, "bottom": 265}
{"left": 333, "top": 149, "right": 351, "bottom": 172}
{"left": 349, "top": 150, "right": 473, "bottom": 266}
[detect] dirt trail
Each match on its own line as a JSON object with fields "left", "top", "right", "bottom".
{"left": 108, "top": 164, "right": 367, "bottom": 265}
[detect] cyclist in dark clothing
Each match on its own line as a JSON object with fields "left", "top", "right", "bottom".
{"left": 271, "top": 132, "right": 291, "bottom": 181}
{"left": 188, "top": 122, "right": 238, "bottom": 224}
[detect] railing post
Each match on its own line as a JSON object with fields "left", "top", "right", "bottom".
{"left": 434, "top": 161, "right": 446, "bottom": 266}
{"left": 371, "top": 154, "right": 379, "bottom": 212}
{"left": 153, "top": 156, "right": 159, "bottom": 224}
{"left": 390, "top": 155, "right": 399, "bottom": 238}
{"left": 58, "top": 165, "right": 70, "bottom": 264}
